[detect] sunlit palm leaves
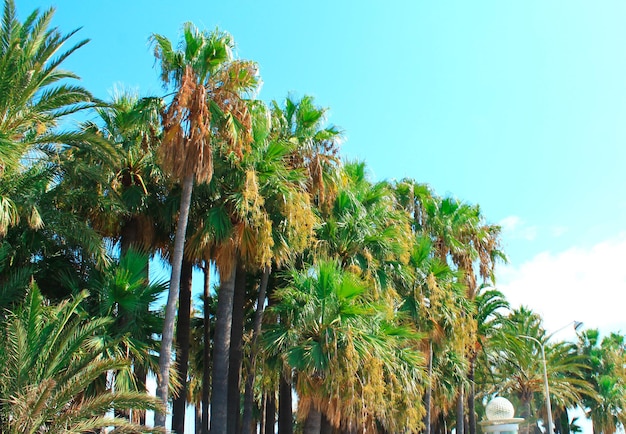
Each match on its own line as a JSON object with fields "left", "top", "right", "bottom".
{"left": 264, "top": 259, "right": 425, "bottom": 432}
{"left": 0, "top": 286, "right": 163, "bottom": 433}
{"left": 487, "top": 307, "right": 592, "bottom": 428}
{"left": 578, "top": 329, "right": 626, "bottom": 434}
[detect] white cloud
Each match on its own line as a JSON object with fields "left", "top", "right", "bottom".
{"left": 498, "top": 233, "right": 626, "bottom": 339}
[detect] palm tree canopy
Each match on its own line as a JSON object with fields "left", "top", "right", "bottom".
{"left": 0, "top": 0, "right": 95, "bottom": 172}
{"left": 151, "top": 23, "right": 259, "bottom": 184}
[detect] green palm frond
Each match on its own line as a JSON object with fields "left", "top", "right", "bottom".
{"left": 0, "top": 285, "right": 164, "bottom": 433}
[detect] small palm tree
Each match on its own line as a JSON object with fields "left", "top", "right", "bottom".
{"left": 0, "top": 286, "right": 163, "bottom": 433}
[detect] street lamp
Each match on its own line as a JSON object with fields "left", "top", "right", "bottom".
{"left": 519, "top": 321, "right": 582, "bottom": 434}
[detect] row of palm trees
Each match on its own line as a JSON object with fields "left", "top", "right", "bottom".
{"left": 1, "top": 1, "right": 626, "bottom": 433}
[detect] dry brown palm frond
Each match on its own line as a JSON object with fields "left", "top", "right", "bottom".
{"left": 160, "top": 66, "right": 213, "bottom": 184}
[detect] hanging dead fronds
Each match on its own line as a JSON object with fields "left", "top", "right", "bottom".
{"left": 159, "top": 66, "right": 213, "bottom": 184}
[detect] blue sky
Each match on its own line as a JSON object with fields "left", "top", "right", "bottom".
{"left": 20, "top": 0, "right": 626, "bottom": 430}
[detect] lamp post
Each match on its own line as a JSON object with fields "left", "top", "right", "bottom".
{"left": 519, "top": 321, "right": 582, "bottom": 434}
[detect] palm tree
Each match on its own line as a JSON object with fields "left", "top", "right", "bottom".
{"left": 0, "top": 285, "right": 163, "bottom": 433}
{"left": 467, "top": 288, "right": 510, "bottom": 434}
{"left": 263, "top": 259, "right": 425, "bottom": 433}
{"left": 0, "top": 0, "right": 109, "bottom": 304}
{"left": 418, "top": 195, "right": 504, "bottom": 432}
{"left": 78, "top": 89, "right": 165, "bottom": 257}
{"left": 270, "top": 95, "right": 342, "bottom": 208}
{"left": 577, "top": 329, "right": 626, "bottom": 434}
{"left": 181, "top": 99, "right": 325, "bottom": 433}
{"left": 0, "top": 0, "right": 100, "bottom": 235}
{"left": 84, "top": 250, "right": 167, "bottom": 402}
{"left": 246, "top": 95, "right": 341, "bottom": 434}
{"left": 488, "top": 307, "right": 592, "bottom": 433}
{"left": 400, "top": 235, "right": 472, "bottom": 434}
{"left": 150, "top": 23, "right": 259, "bottom": 428}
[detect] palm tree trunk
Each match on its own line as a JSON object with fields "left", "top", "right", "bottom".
{"left": 456, "top": 386, "right": 464, "bottom": 434}
{"left": 196, "top": 402, "right": 203, "bottom": 434}
{"left": 202, "top": 261, "right": 211, "bottom": 434}
{"left": 264, "top": 393, "right": 276, "bottom": 434}
{"left": 242, "top": 266, "right": 271, "bottom": 433}
{"left": 320, "top": 413, "right": 333, "bottom": 434}
{"left": 520, "top": 397, "right": 533, "bottom": 434}
{"left": 210, "top": 255, "right": 238, "bottom": 434}
{"left": 278, "top": 373, "right": 293, "bottom": 434}
{"left": 156, "top": 173, "right": 195, "bottom": 427}
{"left": 120, "top": 215, "right": 142, "bottom": 256}
{"left": 173, "top": 258, "right": 194, "bottom": 434}
{"left": 227, "top": 263, "right": 247, "bottom": 434}
{"left": 468, "top": 354, "right": 477, "bottom": 434}
{"left": 134, "top": 363, "right": 148, "bottom": 425}
{"left": 423, "top": 340, "right": 432, "bottom": 434}
{"left": 303, "top": 407, "right": 322, "bottom": 434}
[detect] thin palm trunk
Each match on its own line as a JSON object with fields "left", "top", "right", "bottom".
{"left": 423, "top": 340, "right": 432, "bottom": 434}
{"left": 278, "top": 373, "right": 293, "bottom": 434}
{"left": 202, "top": 261, "right": 211, "bottom": 434}
{"left": 173, "top": 258, "right": 194, "bottom": 433}
{"left": 468, "top": 355, "right": 477, "bottom": 434}
{"left": 242, "top": 266, "right": 271, "bottom": 433}
{"left": 456, "top": 386, "right": 464, "bottom": 434}
{"left": 156, "top": 173, "right": 195, "bottom": 427}
{"left": 264, "top": 393, "right": 276, "bottom": 434}
{"left": 227, "top": 263, "right": 247, "bottom": 434}
{"left": 134, "top": 363, "right": 148, "bottom": 425}
{"left": 196, "top": 403, "right": 203, "bottom": 434}
{"left": 210, "top": 255, "right": 238, "bottom": 434}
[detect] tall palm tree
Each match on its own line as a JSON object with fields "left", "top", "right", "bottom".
{"left": 78, "top": 89, "right": 165, "bottom": 257}
{"left": 270, "top": 95, "right": 342, "bottom": 208}
{"left": 150, "top": 23, "right": 258, "bottom": 428}
{"left": 467, "top": 288, "right": 509, "bottom": 434}
{"left": 419, "top": 195, "right": 504, "bottom": 432}
{"left": 400, "top": 235, "right": 472, "bottom": 434}
{"left": 249, "top": 95, "right": 341, "bottom": 434}
{"left": 0, "top": 286, "right": 163, "bottom": 433}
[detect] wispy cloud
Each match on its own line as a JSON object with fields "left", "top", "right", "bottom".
{"left": 499, "top": 215, "right": 538, "bottom": 241}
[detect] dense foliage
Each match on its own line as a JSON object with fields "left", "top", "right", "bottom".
{"left": 1, "top": 1, "right": 624, "bottom": 434}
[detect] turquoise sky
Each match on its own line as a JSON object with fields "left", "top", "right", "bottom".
{"left": 23, "top": 1, "right": 626, "bottom": 334}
